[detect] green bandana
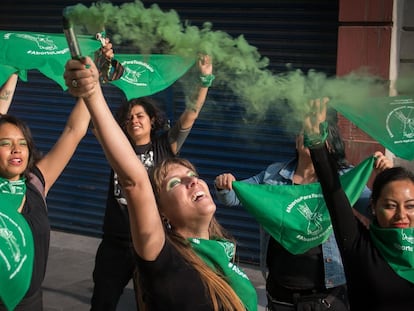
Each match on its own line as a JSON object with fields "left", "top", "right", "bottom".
{"left": 233, "top": 156, "right": 375, "bottom": 254}
{"left": 109, "top": 54, "right": 195, "bottom": 100}
{"left": 0, "top": 177, "right": 34, "bottom": 311}
{"left": 188, "top": 238, "right": 258, "bottom": 311}
{"left": 0, "top": 64, "right": 20, "bottom": 87}
{"left": 0, "top": 30, "right": 101, "bottom": 89}
{"left": 330, "top": 95, "right": 414, "bottom": 161}
{"left": 370, "top": 223, "right": 414, "bottom": 284}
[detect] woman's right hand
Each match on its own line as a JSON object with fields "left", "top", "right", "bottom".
{"left": 215, "top": 173, "right": 236, "bottom": 190}
{"left": 64, "top": 57, "right": 100, "bottom": 99}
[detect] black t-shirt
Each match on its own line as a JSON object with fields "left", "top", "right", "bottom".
{"left": 311, "top": 146, "right": 414, "bottom": 311}
{"left": 266, "top": 237, "right": 324, "bottom": 295}
{"left": 136, "top": 240, "right": 215, "bottom": 310}
{"left": 102, "top": 132, "right": 175, "bottom": 240}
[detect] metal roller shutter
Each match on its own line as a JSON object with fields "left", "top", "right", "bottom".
{"left": 0, "top": 0, "right": 338, "bottom": 264}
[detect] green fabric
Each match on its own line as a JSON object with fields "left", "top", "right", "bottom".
{"left": 109, "top": 54, "right": 195, "bottom": 100}
{"left": 199, "top": 74, "right": 215, "bottom": 87}
{"left": 303, "top": 121, "right": 328, "bottom": 148}
{"left": 0, "top": 177, "right": 34, "bottom": 311}
{"left": 0, "top": 30, "right": 101, "bottom": 89}
{"left": 0, "top": 65, "right": 23, "bottom": 87}
{"left": 188, "top": 238, "right": 257, "bottom": 311}
{"left": 233, "top": 156, "right": 375, "bottom": 255}
{"left": 330, "top": 95, "right": 414, "bottom": 161}
{"left": 370, "top": 223, "right": 414, "bottom": 284}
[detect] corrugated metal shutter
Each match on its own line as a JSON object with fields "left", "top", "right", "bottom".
{"left": 0, "top": 0, "right": 338, "bottom": 264}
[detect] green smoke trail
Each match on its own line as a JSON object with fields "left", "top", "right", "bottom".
{"left": 64, "top": 0, "right": 412, "bottom": 132}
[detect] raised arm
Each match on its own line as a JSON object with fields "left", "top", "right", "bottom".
{"left": 35, "top": 97, "right": 90, "bottom": 194}
{"left": 64, "top": 57, "right": 164, "bottom": 260}
{"left": 304, "top": 98, "right": 366, "bottom": 252}
{"left": 36, "top": 41, "right": 116, "bottom": 194}
{"left": 169, "top": 54, "right": 213, "bottom": 154}
{"left": 0, "top": 73, "right": 18, "bottom": 114}
{"left": 179, "top": 54, "right": 213, "bottom": 129}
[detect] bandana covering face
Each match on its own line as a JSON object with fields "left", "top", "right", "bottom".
{"left": 233, "top": 156, "right": 375, "bottom": 254}
{"left": 370, "top": 223, "right": 414, "bottom": 284}
{"left": 188, "top": 238, "right": 258, "bottom": 311}
{"left": 0, "top": 177, "right": 34, "bottom": 311}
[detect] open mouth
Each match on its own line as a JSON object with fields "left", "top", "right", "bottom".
{"left": 192, "top": 191, "right": 205, "bottom": 202}
{"left": 9, "top": 158, "right": 23, "bottom": 165}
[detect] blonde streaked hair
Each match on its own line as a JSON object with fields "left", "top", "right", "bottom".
{"left": 149, "top": 157, "right": 246, "bottom": 310}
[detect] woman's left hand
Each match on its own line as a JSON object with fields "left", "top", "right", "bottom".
{"left": 198, "top": 54, "right": 213, "bottom": 75}
{"left": 101, "top": 38, "right": 114, "bottom": 60}
{"left": 303, "top": 97, "right": 329, "bottom": 135}
{"left": 373, "top": 151, "right": 393, "bottom": 173}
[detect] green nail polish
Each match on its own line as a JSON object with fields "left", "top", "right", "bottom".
{"left": 85, "top": 64, "right": 91, "bottom": 69}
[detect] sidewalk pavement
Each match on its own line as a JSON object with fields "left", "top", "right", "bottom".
{"left": 43, "top": 230, "right": 267, "bottom": 311}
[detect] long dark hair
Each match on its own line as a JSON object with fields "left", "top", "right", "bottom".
{"left": 115, "top": 97, "right": 168, "bottom": 143}
{"left": 291, "top": 108, "right": 349, "bottom": 169}
{"left": 371, "top": 167, "right": 414, "bottom": 204}
{"left": 325, "top": 109, "right": 348, "bottom": 169}
{"left": 0, "top": 114, "right": 42, "bottom": 178}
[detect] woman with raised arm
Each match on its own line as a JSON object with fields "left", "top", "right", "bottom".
{"left": 0, "top": 89, "right": 90, "bottom": 311}
{"left": 0, "top": 43, "right": 114, "bottom": 311}
{"left": 303, "top": 98, "right": 414, "bottom": 311}
{"left": 64, "top": 57, "right": 257, "bottom": 311}
{"left": 91, "top": 55, "right": 214, "bottom": 311}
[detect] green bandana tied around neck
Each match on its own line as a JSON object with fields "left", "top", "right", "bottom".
{"left": 232, "top": 156, "right": 375, "bottom": 255}
{"left": 370, "top": 223, "right": 414, "bottom": 284}
{"left": 188, "top": 238, "right": 258, "bottom": 311}
{"left": 0, "top": 177, "right": 34, "bottom": 311}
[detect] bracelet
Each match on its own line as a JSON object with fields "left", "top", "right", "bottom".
{"left": 303, "top": 121, "right": 328, "bottom": 148}
{"left": 199, "top": 74, "right": 215, "bottom": 88}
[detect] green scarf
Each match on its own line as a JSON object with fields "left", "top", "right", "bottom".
{"left": 0, "top": 177, "right": 34, "bottom": 311}
{"left": 188, "top": 238, "right": 257, "bottom": 311}
{"left": 233, "top": 156, "right": 375, "bottom": 254}
{"left": 370, "top": 223, "right": 414, "bottom": 284}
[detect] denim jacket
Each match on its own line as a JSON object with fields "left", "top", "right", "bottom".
{"left": 215, "top": 158, "right": 372, "bottom": 289}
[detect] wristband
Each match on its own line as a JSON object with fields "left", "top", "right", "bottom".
{"left": 303, "top": 121, "right": 329, "bottom": 148}
{"left": 199, "top": 74, "right": 215, "bottom": 88}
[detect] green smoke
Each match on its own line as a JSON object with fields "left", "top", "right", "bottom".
{"left": 64, "top": 0, "right": 412, "bottom": 131}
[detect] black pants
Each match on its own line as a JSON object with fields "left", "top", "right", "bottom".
{"left": 267, "top": 285, "right": 349, "bottom": 311}
{"left": 90, "top": 238, "right": 138, "bottom": 311}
